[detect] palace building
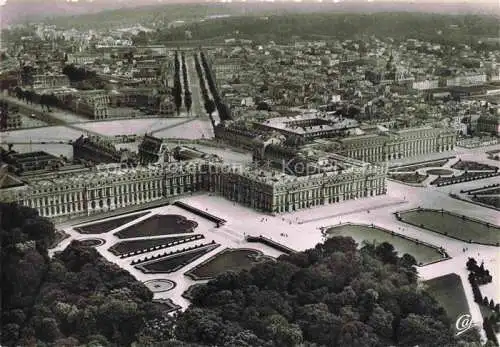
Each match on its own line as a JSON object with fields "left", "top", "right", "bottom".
{"left": 0, "top": 152, "right": 386, "bottom": 219}
{"left": 331, "top": 126, "right": 456, "bottom": 163}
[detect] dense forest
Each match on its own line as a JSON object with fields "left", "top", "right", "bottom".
{"left": 174, "top": 238, "right": 481, "bottom": 347}
{"left": 157, "top": 12, "right": 499, "bottom": 48}
{"left": 0, "top": 203, "right": 483, "bottom": 346}
{"left": 0, "top": 203, "right": 167, "bottom": 347}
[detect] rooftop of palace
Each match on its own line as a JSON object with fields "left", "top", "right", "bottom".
{"left": 259, "top": 112, "right": 359, "bottom": 134}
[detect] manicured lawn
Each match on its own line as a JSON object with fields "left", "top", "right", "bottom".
{"left": 78, "top": 238, "right": 105, "bottom": 247}
{"left": 452, "top": 160, "right": 498, "bottom": 171}
{"left": 390, "top": 159, "right": 450, "bottom": 172}
{"left": 398, "top": 209, "right": 500, "bottom": 245}
{"left": 426, "top": 169, "right": 454, "bottom": 176}
{"left": 76, "top": 212, "right": 149, "bottom": 234}
{"left": 472, "top": 196, "right": 500, "bottom": 209}
{"left": 114, "top": 214, "right": 198, "bottom": 239}
{"left": 389, "top": 173, "right": 427, "bottom": 184}
{"left": 136, "top": 243, "right": 220, "bottom": 273}
{"left": 186, "top": 248, "right": 272, "bottom": 280}
{"left": 431, "top": 172, "right": 499, "bottom": 186}
{"left": 474, "top": 187, "right": 500, "bottom": 195}
{"left": 109, "top": 234, "right": 204, "bottom": 256}
{"left": 425, "top": 273, "right": 470, "bottom": 332}
{"left": 326, "top": 224, "right": 444, "bottom": 265}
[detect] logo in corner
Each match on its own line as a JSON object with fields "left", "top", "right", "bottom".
{"left": 455, "top": 314, "right": 473, "bottom": 336}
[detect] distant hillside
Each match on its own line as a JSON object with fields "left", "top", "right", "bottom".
{"left": 1, "top": 1, "right": 499, "bottom": 29}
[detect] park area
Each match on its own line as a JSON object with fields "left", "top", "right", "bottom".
{"left": 185, "top": 248, "right": 274, "bottom": 280}
{"left": 424, "top": 273, "right": 470, "bottom": 332}
{"left": 75, "top": 212, "right": 149, "bottom": 234}
{"left": 325, "top": 223, "right": 444, "bottom": 265}
{"left": 108, "top": 234, "right": 204, "bottom": 256}
{"left": 397, "top": 209, "right": 500, "bottom": 246}
{"left": 114, "top": 214, "right": 198, "bottom": 239}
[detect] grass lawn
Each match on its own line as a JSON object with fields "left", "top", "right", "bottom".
{"left": 424, "top": 273, "right": 470, "bottom": 331}
{"left": 474, "top": 187, "right": 500, "bottom": 195}
{"left": 398, "top": 209, "right": 500, "bottom": 245}
{"left": 426, "top": 169, "right": 454, "bottom": 176}
{"left": 389, "top": 173, "right": 428, "bottom": 184}
{"left": 76, "top": 212, "right": 149, "bottom": 234}
{"left": 108, "top": 234, "right": 204, "bottom": 256}
{"left": 472, "top": 196, "right": 500, "bottom": 209}
{"left": 452, "top": 160, "right": 498, "bottom": 171}
{"left": 114, "top": 214, "right": 197, "bottom": 239}
{"left": 78, "top": 238, "right": 105, "bottom": 247}
{"left": 136, "top": 243, "right": 219, "bottom": 274}
{"left": 186, "top": 248, "right": 272, "bottom": 280}
{"left": 326, "top": 224, "right": 444, "bottom": 265}
{"left": 390, "top": 159, "right": 450, "bottom": 172}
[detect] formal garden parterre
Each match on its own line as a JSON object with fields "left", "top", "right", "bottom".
{"left": 389, "top": 158, "right": 452, "bottom": 173}
{"left": 388, "top": 172, "right": 428, "bottom": 184}
{"left": 75, "top": 212, "right": 150, "bottom": 234}
{"left": 396, "top": 208, "right": 500, "bottom": 246}
{"left": 134, "top": 242, "right": 220, "bottom": 273}
{"left": 451, "top": 160, "right": 499, "bottom": 171}
{"left": 78, "top": 238, "right": 106, "bottom": 247}
{"left": 324, "top": 223, "right": 447, "bottom": 265}
{"left": 114, "top": 214, "right": 198, "bottom": 239}
{"left": 109, "top": 234, "right": 204, "bottom": 257}
{"left": 185, "top": 248, "right": 275, "bottom": 280}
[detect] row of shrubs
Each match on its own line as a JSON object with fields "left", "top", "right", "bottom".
{"left": 461, "top": 183, "right": 500, "bottom": 194}
{"left": 466, "top": 258, "right": 499, "bottom": 346}
{"left": 119, "top": 234, "right": 204, "bottom": 258}
{"left": 131, "top": 240, "right": 217, "bottom": 265}
{"left": 432, "top": 172, "right": 499, "bottom": 186}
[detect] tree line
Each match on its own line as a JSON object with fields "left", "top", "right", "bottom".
{"left": 193, "top": 53, "right": 216, "bottom": 120}
{"left": 0, "top": 202, "right": 168, "bottom": 347}
{"left": 172, "top": 51, "right": 183, "bottom": 115}
{"left": 181, "top": 52, "right": 192, "bottom": 114}
{"left": 199, "top": 51, "right": 232, "bottom": 121}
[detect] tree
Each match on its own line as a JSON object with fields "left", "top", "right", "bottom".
{"left": 204, "top": 99, "right": 216, "bottom": 116}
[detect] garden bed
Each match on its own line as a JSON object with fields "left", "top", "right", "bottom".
{"left": 390, "top": 158, "right": 451, "bottom": 172}
{"left": 388, "top": 173, "right": 428, "bottom": 184}
{"left": 109, "top": 234, "right": 204, "bottom": 256}
{"left": 185, "top": 248, "right": 274, "bottom": 280}
{"left": 114, "top": 214, "right": 198, "bottom": 239}
{"left": 75, "top": 212, "right": 149, "bottom": 234}
{"left": 426, "top": 169, "right": 454, "bottom": 176}
{"left": 325, "top": 223, "right": 445, "bottom": 265}
{"left": 431, "top": 172, "right": 500, "bottom": 186}
{"left": 78, "top": 238, "right": 105, "bottom": 247}
{"left": 397, "top": 209, "right": 500, "bottom": 246}
{"left": 451, "top": 160, "right": 498, "bottom": 171}
{"left": 472, "top": 196, "right": 500, "bottom": 209}
{"left": 135, "top": 243, "right": 220, "bottom": 274}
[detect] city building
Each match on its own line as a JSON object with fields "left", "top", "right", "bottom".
{"left": 138, "top": 134, "right": 172, "bottom": 165}
{"left": 334, "top": 126, "right": 456, "bottom": 163}
{"left": 72, "top": 135, "right": 124, "bottom": 164}
{"left": 476, "top": 114, "right": 500, "bottom": 136}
